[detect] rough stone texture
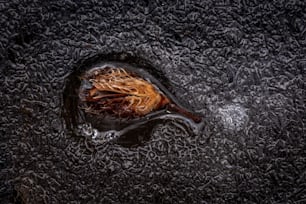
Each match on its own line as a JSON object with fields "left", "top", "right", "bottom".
{"left": 1, "top": 0, "right": 306, "bottom": 203}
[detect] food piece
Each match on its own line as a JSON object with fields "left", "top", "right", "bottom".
{"left": 79, "top": 65, "right": 202, "bottom": 123}
{"left": 80, "top": 67, "right": 170, "bottom": 117}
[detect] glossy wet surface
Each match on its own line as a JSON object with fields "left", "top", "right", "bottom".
{"left": 63, "top": 57, "right": 203, "bottom": 148}
{"left": 1, "top": 1, "right": 306, "bottom": 203}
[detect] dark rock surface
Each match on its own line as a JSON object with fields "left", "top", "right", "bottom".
{"left": 1, "top": 0, "right": 306, "bottom": 203}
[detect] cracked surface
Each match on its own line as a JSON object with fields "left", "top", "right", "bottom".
{"left": 1, "top": 0, "right": 306, "bottom": 203}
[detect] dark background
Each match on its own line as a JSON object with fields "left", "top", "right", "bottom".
{"left": 1, "top": 0, "right": 306, "bottom": 203}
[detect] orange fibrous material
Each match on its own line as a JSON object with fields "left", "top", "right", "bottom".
{"left": 80, "top": 67, "right": 170, "bottom": 117}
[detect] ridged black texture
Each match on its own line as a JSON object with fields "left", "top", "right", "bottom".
{"left": 1, "top": 0, "right": 306, "bottom": 203}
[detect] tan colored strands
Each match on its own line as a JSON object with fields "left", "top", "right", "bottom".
{"left": 81, "top": 67, "right": 170, "bottom": 117}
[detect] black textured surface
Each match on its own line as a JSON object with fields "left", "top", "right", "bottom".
{"left": 1, "top": 0, "right": 306, "bottom": 203}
